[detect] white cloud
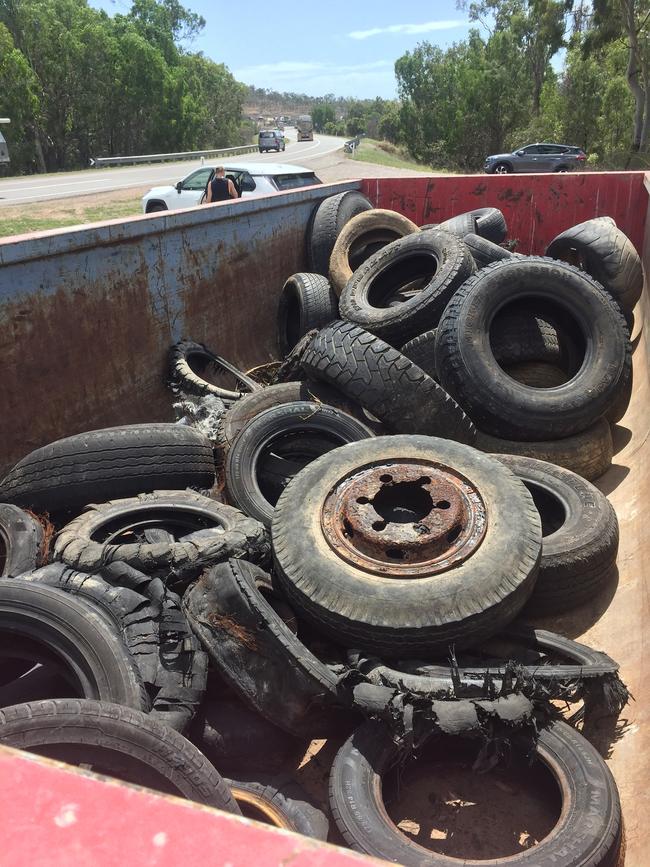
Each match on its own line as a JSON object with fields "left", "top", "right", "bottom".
{"left": 233, "top": 59, "right": 398, "bottom": 99}
{"left": 234, "top": 60, "right": 392, "bottom": 79}
{"left": 348, "top": 20, "right": 468, "bottom": 40}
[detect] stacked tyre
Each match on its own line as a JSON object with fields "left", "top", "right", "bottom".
{"left": 0, "top": 192, "right": 635, "bottom": 865}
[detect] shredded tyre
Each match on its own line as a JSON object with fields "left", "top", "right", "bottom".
{"left": 168, "top": 340, "right": 261, "bottom": 401}
{"left": 0, "top": 505, "right": 45, "bottom": 577}
{"left": 54, "top": 490, "right": 269, "bottom": 582}
{"left": 22, "top": 562, "right": 208, "bottom": 731}
{"left": 183, "top": 559, "right": 350, "bottom": 736}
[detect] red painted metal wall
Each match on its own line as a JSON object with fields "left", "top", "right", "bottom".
{"left": 0, "top": 747, "right": 383, "bottom": 867}
{"left": 361, "top": 171, "right": 647, "bottom": 255}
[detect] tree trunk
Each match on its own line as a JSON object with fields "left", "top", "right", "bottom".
{"left": 32, "top": 127, "right": 46, "bottom": 173}
{"left": 622, "top": 0, "right": 644, "bottom": 152}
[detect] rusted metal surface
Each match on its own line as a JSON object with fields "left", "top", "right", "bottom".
{"left": 361, "top": 171, "right": 647, "bottom": 255}
{"left": 0, "top": 745, "right": 384, "bottom": 866}
{"left": 321, "top": 461, "right": 487, "bottom": 577}
{"left": 0, "top": 182, "right": 359, "bottom": 475}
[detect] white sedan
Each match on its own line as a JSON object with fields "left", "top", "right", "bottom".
{"left": 142, "top": 162, "right": 321, "bottom": 213}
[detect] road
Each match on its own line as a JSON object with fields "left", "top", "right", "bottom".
{"left": 0, "top": 129, "right": 344, "bottom": 207}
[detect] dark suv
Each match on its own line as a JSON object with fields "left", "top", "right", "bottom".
{"left": 485, "top": 143, "right": 587, "bottom": 174}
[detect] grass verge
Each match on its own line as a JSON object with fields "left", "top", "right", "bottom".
{"left": 0, "top": 197, "right": 143, "bottom": 239}
{"left": 347, "top": 139, "right": 434, "bottom": 172}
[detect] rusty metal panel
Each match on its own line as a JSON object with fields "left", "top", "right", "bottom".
{"left": 0, "top": 182, "right": 359, "bottom": 474}
{"left": 361, "top": 171, "right": 647, "bottom": 254}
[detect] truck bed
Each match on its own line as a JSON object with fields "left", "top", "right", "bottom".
{"left": 0, "top": 171, "right": 647, "bottom": 864}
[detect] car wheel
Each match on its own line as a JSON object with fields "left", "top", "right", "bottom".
{"left": 146, "top": 203, "right": 167, "bottom": 213}
{"left": 555, "top": 166, "right": 569, "bottom": 172}
{"left": 493, "top": 162, "right": 512, "bottom": 174}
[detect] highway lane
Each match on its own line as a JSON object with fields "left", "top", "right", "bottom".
{"left": 0, "top": 129, "right": 344, "bottom": 207}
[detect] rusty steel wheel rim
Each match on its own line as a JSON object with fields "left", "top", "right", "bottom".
{"left": 321, "top": 460, "right": 487, "bottom": 577}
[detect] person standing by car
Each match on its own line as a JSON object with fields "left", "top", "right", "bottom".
{"left": 205, "top": 166, "right": 239, "bottom": 203}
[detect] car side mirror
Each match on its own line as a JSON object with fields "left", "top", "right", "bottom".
{"left": 175, "top": 181, "right": 182, "bottom": 192}
{"left": 516, "top": 150, "right": 524, "bottom": 157}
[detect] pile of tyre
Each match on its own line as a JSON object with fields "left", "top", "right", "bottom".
{"left": 0, "top": 190, "right": 636, "bottom": 865}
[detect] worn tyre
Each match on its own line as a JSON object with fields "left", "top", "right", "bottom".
{"left": 227, "top": 775, "right": 329, "bottom": 840}
{"left": 183, "top": 559, "right": 349, "bottom": 736}
{"left": 218, "top": 380, "right": 382, "bottom": 449}
{"left": 473, "top": 207, "right": 508, "bottom": 243}
{"left": 463, "top": 232, "right": 515, "bottom": 268}
{"left": 0, "top": 699, "right": 240, "bottom": 811}
{"left": 0, "top": 580, "right": 147, "bottom": 710}
{"left": 437, "top": 212, "right": 477, "bottom": 237}
{"left": 308, "top": 191, "right": 373, "bottom": 276}
{"left": 54, "top": 490, "right": 269, "bottom": 581}
{"left": 0, "top": 424, "right": 216, "bottom": 517}
{"left": 329, "top": 209, "right": 419, "bottom": 295}
{"left": 476, "top": 418, "right": 613, "bottom": 482}
{"left": 339, "top": 230, "right": 475, "bottom": 344}
{"left": 400, "top": 330, "right": 437, "bottom": 380}
{"left": 224, "top": 401, "right": 373, "bottom": 526}
{"left": 22, "top": 562, "right": 207, "bottom": 731}
{"left": 300, "top": 321, "right": 475, "bottom": 444}
{"left": 435, "top": 258, "right": 630, "bottom": 440}
{"left": 277, "top": 273, "right": 339, "bottom": 356}
{"left": 329, "top": 719, "right": 622, "bottom": 867}
{"left": 489, "top": 301, "right": 580, "bottom": 370}
{"left": 505, "top": 362, "right": 568, "bottom": 388}
{"left": 272, "top": 435, "right": 541, "bottom": 656}
{"left": 546, "top": 218, "right": 643, "bottom": 312}
{"left": 496, "top": 455, "right": 619, "bottom": 613}
{"left": 168, "top": 340, "right": 261, "bottom": 401}
{"left": 0, "top": 505, "right": 45, "bottom": 577}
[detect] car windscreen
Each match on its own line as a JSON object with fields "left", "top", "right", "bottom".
{"left": 272, "top": 173, "right": 320, "bottom": 191}
{"left": 259, "top": 132, "right": 277, "bottom": 138}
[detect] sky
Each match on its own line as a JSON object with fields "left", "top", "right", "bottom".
{"left": 88, "top": 0, "right": 478, "bottom": 98}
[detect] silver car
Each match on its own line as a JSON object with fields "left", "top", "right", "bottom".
{"left": 142, "top": 162, "right": 321, "bottom": 213}
{"left": 484, "top": 143, "right": 587, "bottom": 174}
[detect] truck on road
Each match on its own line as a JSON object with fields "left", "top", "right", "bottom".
{"left": 296, "top": 115, "right": 314, "bottom": 142}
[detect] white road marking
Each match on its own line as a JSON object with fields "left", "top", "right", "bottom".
{"left": 0, "top": 135, "right": 343, "bottom": 206}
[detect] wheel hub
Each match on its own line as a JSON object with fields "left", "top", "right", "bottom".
{"left": 321, "top": 461, "right": 487, "bottom": 577}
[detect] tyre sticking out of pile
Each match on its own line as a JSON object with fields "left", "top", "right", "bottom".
{"left": 0, "top": 194, "right": 637, "bottom": 866}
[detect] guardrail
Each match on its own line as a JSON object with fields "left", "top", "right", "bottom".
{"left": 89, "top": 144, "right": 258, "bottom": 168}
